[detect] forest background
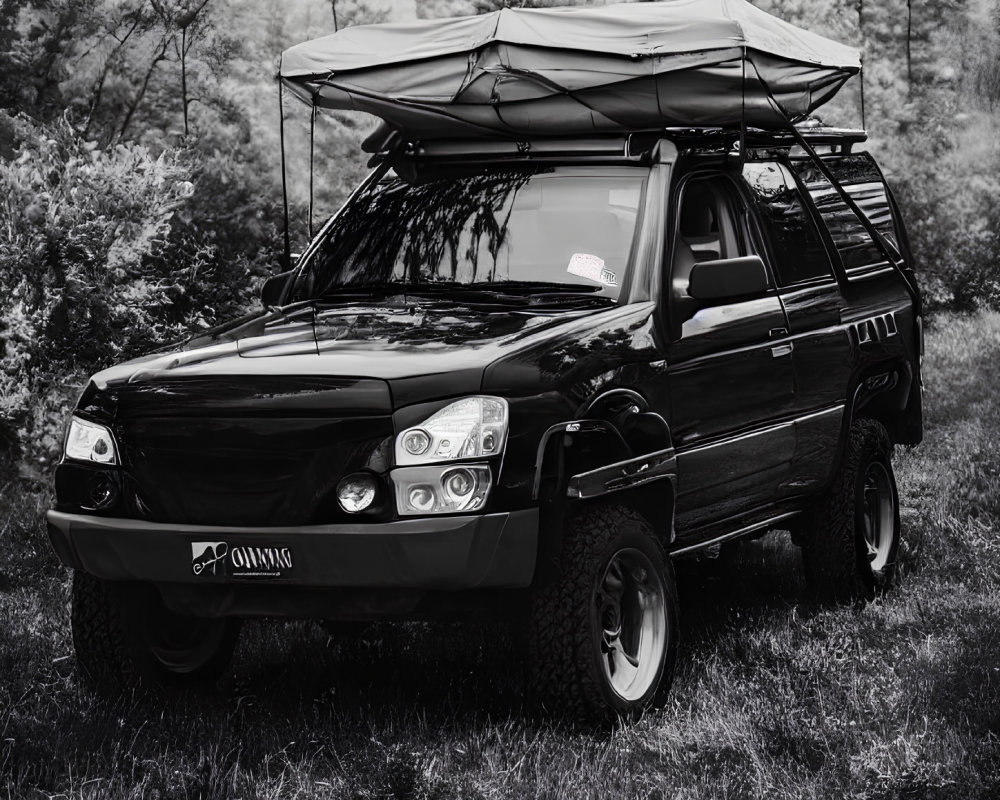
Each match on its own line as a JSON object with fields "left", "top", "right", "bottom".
{"left": 0, "top": 0, "right": 998, "bottom": 472}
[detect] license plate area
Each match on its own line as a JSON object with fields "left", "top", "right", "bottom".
{"left": 191, "top": 540, "right": 294, "bottom": 579}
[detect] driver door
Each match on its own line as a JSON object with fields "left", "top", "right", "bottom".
{"left": 662, "top": 172, "right": 797, "bottom": 534}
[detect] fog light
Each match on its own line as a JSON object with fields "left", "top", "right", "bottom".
{"left": 85, "top": 473, "right": 117, "bottom": 511}
{"left": 407, "top": 485, "right": 436, "bottom": 512}
{"left": 336, "top": 473, "right": 378, "bottom": 513}
{"left": 91, "top": 482, "right": 113, "bottom": 508}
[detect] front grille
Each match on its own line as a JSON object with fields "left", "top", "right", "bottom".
{"left": 110, "top": 377, "right": 393, "bottom": 526}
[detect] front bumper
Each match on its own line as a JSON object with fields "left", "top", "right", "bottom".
{"left": 47, "top": 509, "right": 538, "bottom": 590}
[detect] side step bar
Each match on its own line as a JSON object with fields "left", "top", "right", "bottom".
{"left": 669, "top": 511, "right": 801, "bottom": 557}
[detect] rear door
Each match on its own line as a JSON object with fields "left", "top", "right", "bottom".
{"left": 741, "top": 159, "right": 850, "bottom": 495}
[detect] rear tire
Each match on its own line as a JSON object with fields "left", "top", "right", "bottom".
{"left": 71, "top": 571, "right": 240, "bottom": 693}
{"left": 528, "top": 505, "right": 679, "bottom": 723}
{"left": 802, "top": 419, "right": 900, "bottom": 602}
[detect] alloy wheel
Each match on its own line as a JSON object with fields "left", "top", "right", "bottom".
{"left": 861, "top": 460, "right": 896, "bottom": 573}
{"left": 594, "top": 547, "right": 668, "bottom": 702}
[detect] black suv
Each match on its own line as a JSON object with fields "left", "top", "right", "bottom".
{"left": 48, "top": 127, "right": 922, "bottom": 720}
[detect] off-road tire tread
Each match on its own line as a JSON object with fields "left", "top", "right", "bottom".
{"left": 71, "top": 570, "right": 137, "bottom": 692}
{"left": 527, "top": 505, "right": 678, "bottom": 723}
{"left": 71, "top": 571, "right": 240, "bottom": 694}
{"left": 803, "top": 418, "right": 897, "bottom": 603}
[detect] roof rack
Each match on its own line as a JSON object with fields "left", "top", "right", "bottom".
{"left": 368, "top": 122, "right": 867, "bottom": 167}
{"left": 662, "top": 124, "right": 867, "bottom": 147}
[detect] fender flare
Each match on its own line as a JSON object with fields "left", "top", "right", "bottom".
{"left": 820, "top": 358, "right": 916, "bottom": 495}
{"left": 530, "top": 404, "right": 677, "bottom": 584}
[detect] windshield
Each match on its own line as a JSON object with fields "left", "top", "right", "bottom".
{"left": 294, "top": 165, "right": 647, "bottom": 303}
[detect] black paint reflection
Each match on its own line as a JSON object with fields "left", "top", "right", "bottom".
{"left": 298, "top": 166, "right": 646, "bottom": 301}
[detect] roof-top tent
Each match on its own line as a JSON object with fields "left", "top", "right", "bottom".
{"left": 277, "top": 0, "right": 861, "bottom": 141}
{"left": 274, "top": 1, "right": 916, "bottom": 311}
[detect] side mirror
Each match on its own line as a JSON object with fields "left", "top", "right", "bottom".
{"left": 688, "top": 255, "right": 769, "bottom": 302}
{"left": 260, "top": 269, "right": 295, "bottom": 308}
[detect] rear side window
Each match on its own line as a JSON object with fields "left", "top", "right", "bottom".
{"left": 742, "top": 161, "right": 832, "bottom": 286}
{"left": 791, "top": 153, "right": 899, "bottom": 272}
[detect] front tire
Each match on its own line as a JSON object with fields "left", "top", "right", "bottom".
{"left": 528, "top": 505, "right": 679, "bottom": 722}
{"left": 802, "top": 418, "right": 900, "bottom": 602}
{"left": 71, "top": 571, "right": 240, "bottom": 693}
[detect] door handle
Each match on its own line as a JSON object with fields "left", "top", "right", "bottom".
{"left": 771, "top": 343, "right": 793, "bottom": 358}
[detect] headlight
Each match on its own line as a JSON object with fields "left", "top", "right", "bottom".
{"left": 64, "top": 417, "right": 118, "bottom": 465}
{"left": 395, "top": 396, "right": 508, "bottom": 466}
{"left": 393, "top": 465, "right": 492, "bottom": 515}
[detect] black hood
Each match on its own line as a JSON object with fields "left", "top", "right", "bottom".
{"left": 88, "top": 299, "right": 644, "bottom": 408}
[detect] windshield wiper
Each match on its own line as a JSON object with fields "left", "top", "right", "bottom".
{"left": 315, "top": 280, "right": 612, "bottom": 309}
{"left": 463, "top": 281, "right": 603, "bottom": 295}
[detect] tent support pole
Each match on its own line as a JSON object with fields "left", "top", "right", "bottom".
{"left": 747, "top": 58, "right": 899, "bottom": 264}
{"left": 309, "top": 103, "right": 316, "bottom": 241}
{"left": 739, "top": 46, "right": 747, "bottom": 167}
{"left": 279, "top": 71, "right": 292, "bottom": 271}
{"left": 860, "top": 57, "right": 867, "bottom": 130}
{"left": 747, "top": 56, "right": 921, "bottom": 312}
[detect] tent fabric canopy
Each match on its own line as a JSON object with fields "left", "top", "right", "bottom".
{"left": 278, "top": 0, "right": 861, "bottom": 140}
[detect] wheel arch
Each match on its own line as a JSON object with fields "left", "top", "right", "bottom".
{"left": 813, "top": 358, "right": 916, "bottom": 501}
{"left": 848, "top": 357, "right": 920, "bottom": 445}
{"left": 531, "top": 387, "right": 677, "bottom": 585}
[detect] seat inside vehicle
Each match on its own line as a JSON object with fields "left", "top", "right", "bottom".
{"left": 680, "top": 185, "right": 722, "bottom": 262}
{"left": 672, "top": 178, "right": 743, "bottom": 301}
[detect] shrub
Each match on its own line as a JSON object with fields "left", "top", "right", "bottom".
{"left": 0, "top": 111, "right": 280, "bottom": 474}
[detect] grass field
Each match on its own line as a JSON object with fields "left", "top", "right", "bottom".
{"left": 2, "top": 311, "right": 1000, "bottom": 799}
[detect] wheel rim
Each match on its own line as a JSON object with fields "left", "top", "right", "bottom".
{"left": 594, "top": 548, "right": 668, "bottom": 702}
{"left": 144, "top": 606, "right": 229, "bottom": 674}
{"left": 861, "top": 460, "right": 896, "bottom": 573}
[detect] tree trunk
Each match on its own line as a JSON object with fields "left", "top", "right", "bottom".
{"left": 85, "top": 16, "right": 143, "bottom": 139}
{"left": 181, "top": 25, "right": 189, "bottom": 136}
{"left": 906, "top": 0, "right": 913, "bottom": 95}
{"left": 118, "top": 37, "right": 169, "bottom": 141}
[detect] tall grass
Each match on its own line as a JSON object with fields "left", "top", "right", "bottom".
{"left": 2, "top": 312, "right": 999, "bottom": 799}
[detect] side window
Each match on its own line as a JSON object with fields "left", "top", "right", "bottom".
{"left": 742, "top": 161, "right": 833, "bottom": 286}
{"left": 676, "top": 178, "right": 744, "bottom": 261}
{"left": 672, "top": 175, "right": 755, "bottom": 298}
{"left": 791, "top": 153, "right": 899, "bottom": 272}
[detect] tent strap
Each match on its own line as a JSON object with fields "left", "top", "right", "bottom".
{"left": 739, "top": 46, "right": 747, "bottom": 166}
{"left": 309, "top": 103, "right": 316, "bottom": 240}
{"left": 860, "top": 56, "right": 867, "bottom": 131}
{"left": 278, "top": 68, "right": 292, "bottom": 271}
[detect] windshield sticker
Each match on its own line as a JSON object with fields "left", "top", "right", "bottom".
{"left": 568, "top": 252, "right": 617, "bottom": 286}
